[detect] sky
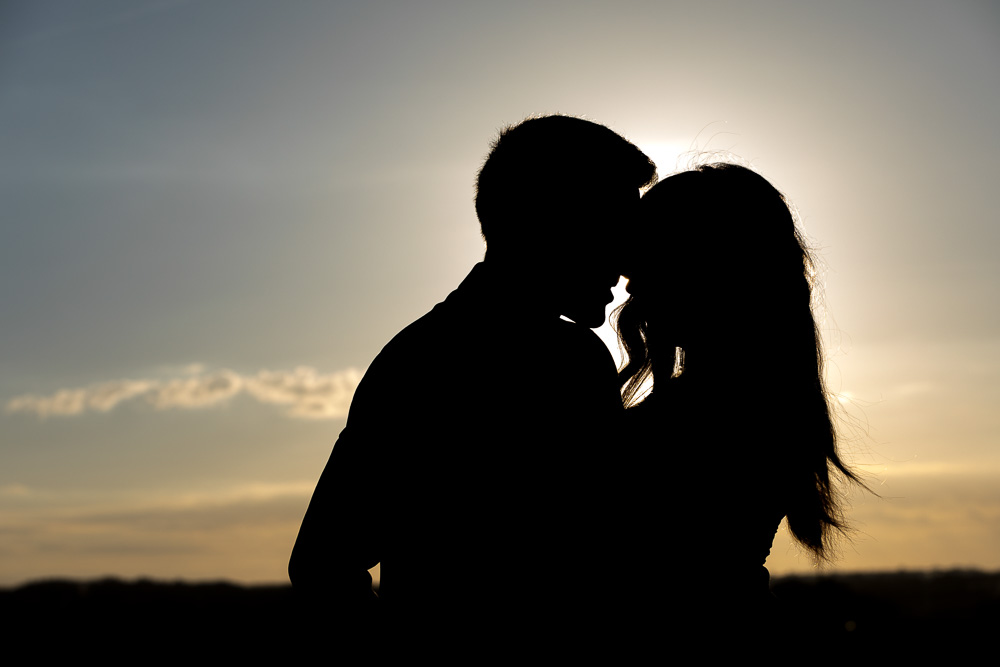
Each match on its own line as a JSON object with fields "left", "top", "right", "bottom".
{"left": 2, "top": 0, "right": 998, "bottom": 587}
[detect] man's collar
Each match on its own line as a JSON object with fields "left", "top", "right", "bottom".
{"left": 451, "top": 261, "right": 561, "bottom": 321}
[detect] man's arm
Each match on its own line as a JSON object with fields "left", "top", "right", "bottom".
{"left": 288, "top": 427, "right": 380, "bottom": 609}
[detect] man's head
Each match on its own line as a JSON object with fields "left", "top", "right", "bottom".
{"left": 475, "top": 115, "right": 656, "bottom": 327}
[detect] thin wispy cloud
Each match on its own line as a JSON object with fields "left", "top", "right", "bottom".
{"left": 4, "top": 366, "right": 362, "bottom": 420}
{"left": 243, "top": 366, "right": 362, "bottom": 419}
{"left": 147, "top": 370, "right": 244, "bottom": 411}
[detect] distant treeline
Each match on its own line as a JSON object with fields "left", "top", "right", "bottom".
{"left": 2, "top": 571, "right": 994, "bottom": 655}
{"left": 770, "top": 570, "right": 998, "bottom": 654}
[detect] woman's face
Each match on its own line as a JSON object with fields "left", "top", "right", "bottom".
{"left": 623, "top": 270, "right": 667, "bottom": 337}
{"left": 627, "top": 172, "right": 713, "bottom": 346}
{"left": 624, "top": 242, "right": 712, "bottom": 352}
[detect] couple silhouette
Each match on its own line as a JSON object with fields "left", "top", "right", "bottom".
{"left": 289, "top": 115, "right": 862, "bottom": 653}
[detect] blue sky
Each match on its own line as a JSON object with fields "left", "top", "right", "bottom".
{"left": 2, "top": 0, "right": 999, "bottom": 585}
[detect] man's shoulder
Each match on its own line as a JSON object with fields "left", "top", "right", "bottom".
{"left": 372, "top": 275, "right": 614, "bottom": 367}
{"left": 360, "top": 303, "right": 450, "bottom": 381}
{"left": 355, "top": 263, "right": 618, "bottom": 393}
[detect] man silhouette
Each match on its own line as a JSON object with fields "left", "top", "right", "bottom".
{"left": 289, "top": 115, "right": 656, "bottom": 647}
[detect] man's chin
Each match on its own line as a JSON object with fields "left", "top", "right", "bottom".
{"left": 560, "top": 291, "right": 614, "bottom": 329}
{"left": 561, "top": 310, "right": 608, "bottom": 330}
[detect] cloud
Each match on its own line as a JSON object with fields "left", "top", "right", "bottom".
{"left": 244, "top": 366, "right": 363, "bottom": 419}
{"left": 4, "top": 380, "right": 156, "bottom": 418}
{"left": 4, "top": 366, "right": 362, "bottom": 420}
{"left": 0, "top": 484, "right": 33, "bottom": 499}
{"left": 148, "top": 370, "right": 244, "bottom": 410}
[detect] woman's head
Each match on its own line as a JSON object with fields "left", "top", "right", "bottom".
{"left": 625, "top": 163, "right": 814, "bottom": 352}
{"left": 617, "top": 163, "right": 819, "bottom": 397}
{"left": 615, "top": 162, "right": 864, "bottom": 560}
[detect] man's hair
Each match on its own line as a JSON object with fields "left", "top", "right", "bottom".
{"left": 475, "top": 115, "right": 657, "bottom": 246}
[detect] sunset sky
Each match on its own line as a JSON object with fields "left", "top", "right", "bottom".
{"left": 2, "top": 0, "right": 998, "bottom": 588}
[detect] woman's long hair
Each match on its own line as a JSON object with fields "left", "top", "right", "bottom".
{"left": 616, "top": 162, "right": 866, "bottom": 561}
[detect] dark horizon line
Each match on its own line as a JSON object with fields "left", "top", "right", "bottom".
{"left": 4, "top": 567, "right": 998, "bottom": 592}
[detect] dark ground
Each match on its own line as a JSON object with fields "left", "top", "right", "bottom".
{"left": 769, "top": 570, "right": 998, "bottom": 657}
{"left": 2, "top": 571, "right": 995, "bottom": 657}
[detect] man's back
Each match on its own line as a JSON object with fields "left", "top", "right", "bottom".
{"left": 289, "top": 262, "right": 625, "bottom": 635}
{"left": 290, "top": 114, "right": 657, "bottom": 653}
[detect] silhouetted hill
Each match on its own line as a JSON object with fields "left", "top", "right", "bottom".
{"left": 2, "top": 571, "right": 994, "bottom": 655}
{"left": 769, "top": 569, "right": 998, "bottom": 655}
{"left": 0, "top": 578, "right": 303, "bottom": 659}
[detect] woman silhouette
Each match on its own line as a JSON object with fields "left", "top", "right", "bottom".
{"left": 616, "top": 162, "right": 865, "bottom": 644}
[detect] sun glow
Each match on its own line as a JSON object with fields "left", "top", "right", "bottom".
{"left": 638, "top": 139, "right": 702, "bottom": 181}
